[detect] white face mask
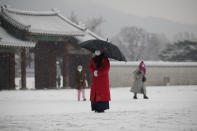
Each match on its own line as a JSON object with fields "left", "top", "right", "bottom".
{"left": 95, "top": 50, "right": 101, "bottom": 56}
{"left": 78, "top": 68, "right": 82, "bottom": 72}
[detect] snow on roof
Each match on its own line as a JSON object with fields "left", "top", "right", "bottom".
{"left": 0, "top": 5, "right": 106, "bottom": 43}
{"left": 110, "top": 61, "right": 197, "bottom": 67}
{"left": 0, "top": 25, "right": 36, "bottom": 48}
{"left": 75, "top": 29, "right": 105, "bottom": 43}
{"left": 0, "top": 5, "right": 85, "bottom": 36}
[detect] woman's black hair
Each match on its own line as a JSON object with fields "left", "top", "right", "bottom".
{"left": 93, "top": 53, "right": 105, "bottom": 69}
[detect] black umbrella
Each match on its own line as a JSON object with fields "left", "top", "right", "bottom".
{"left": 80, "top": 39, "right": 127, "bottom": 61}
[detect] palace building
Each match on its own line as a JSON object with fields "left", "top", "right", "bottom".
{"left": 0, "top": 5, "right": 102, "bottom": 89}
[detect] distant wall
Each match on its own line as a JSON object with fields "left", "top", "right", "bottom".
{"left": 109, "top": 61, "right": 197, "bottom": 87}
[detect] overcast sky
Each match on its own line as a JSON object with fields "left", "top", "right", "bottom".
{"left": 93, "top": 0, "right": 197, "bottom": 25}
{"left": 0, "top": 0, "right": 196, "bottom": 25}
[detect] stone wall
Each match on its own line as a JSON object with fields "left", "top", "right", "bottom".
{"left": 109, "top": 62, "right": 197, "bottom": 87}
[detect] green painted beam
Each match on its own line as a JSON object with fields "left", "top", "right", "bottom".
{"left": 0, "top": 47, "right": 16, "bottom": 53}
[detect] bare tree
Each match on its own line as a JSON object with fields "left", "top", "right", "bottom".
{"left": 68, "top": 11, "right": 80, "bottom": 25}
{"left": 68, "top": 12, "right": 104, "bottom": 36}
{"left": 86, "top": 17, "right": 103, "bottom": 31}
{"left": 112, "top": 26, "right": 168, "bottom": 61}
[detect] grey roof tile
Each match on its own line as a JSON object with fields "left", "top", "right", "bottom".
{"left": 0, "top": 26, "right": 36, "bottom": 48}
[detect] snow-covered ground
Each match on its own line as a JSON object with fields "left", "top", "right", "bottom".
{"left": 0, "top": 86, "right": 197, "bottom": 131}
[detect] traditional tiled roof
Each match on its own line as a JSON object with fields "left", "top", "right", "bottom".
{"left": 0, "top": 5, "right": 85, "bottom": 36}
{"left": 0, "top": 25, "right": 36, "bottom": 48}
{"left": 0, "top": 5, "right": 105, "bottom": 42}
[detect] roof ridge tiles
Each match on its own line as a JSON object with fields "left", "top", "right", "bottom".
{"left": 0, "top": 25, "right": 36, "bottom": 48}
{"left": 57, "top": 13, "right": 86, "bottom": 31}
{"left": 1, "top": 10, "right": 30, "bottom": 30}
{"left": 0, "top": 41, "right": 35, "bottom": 48}
{"left": 3, "top": 6, "right": 57, "bottom": 16}
{"left": 0, "top": 5, "right": 105, "bottom": 39}
{"left": 1, "top": 5, "right": 86, "bottom": 36}
{"left": 30, "top": 28, "right": 84, "bottom": 36}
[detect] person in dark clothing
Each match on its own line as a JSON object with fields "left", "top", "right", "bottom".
{"left": 75, "top": 65, "right": 87, "bottom": 101}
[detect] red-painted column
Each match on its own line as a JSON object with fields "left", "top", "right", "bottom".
{"left": 35, "top": 42, "right": 57, "bottom": 89}
{"left": 48, "top": 43, "right": 57, "bottom": 89}
{"left": 63, "top": 43, "right": 69, "bottom": 88}
{"left": 6, "top": 53, "right": 9, "bottom": 89}
{"left": 0, "top": 53, "right": 9, "bottom": 89}
{"left": 34, "top": 43, "right": 40, "bottom": 89}
{"left": 9, "top": 53, "right": 15, "bottom": 90}
{"left": 0, "top": 53, "right": 15, "bottom": 90}
{"left": 21, "top": 48, "right": 26, "bottom": 89}
{"left": 0, "top": 53, "right": 3, "bottom": 90}
{"left": 35, "top": 42, "right": 47, "bottom": 89}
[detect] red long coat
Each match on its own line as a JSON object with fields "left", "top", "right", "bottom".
{"left": 89, "top": 57, "right": 111, "bottom": 101}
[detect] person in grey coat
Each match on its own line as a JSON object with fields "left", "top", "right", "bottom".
{"left": 130, "top": 68, "right": 149, "bottom": 99}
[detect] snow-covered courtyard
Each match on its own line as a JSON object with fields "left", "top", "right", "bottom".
{"left": 0, "top": 86, "right": 197, "bottom": 131}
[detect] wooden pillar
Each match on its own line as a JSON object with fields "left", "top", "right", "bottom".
{"left": 0, "top": 53, "right": 3, "bottom": 90}
{"left": 35, "top": 42, "right": 47, "bottom": 89}
{"left": 48, "top": 43, "right": 57, "bottom": 89}
{"left": 0, "top": 52, "right": 15, "bottom": 90}
{"left": 21, "top": 48, "right": 26, "bottom": 89}
{"left": 34, "top": 43, "right": 41, "bottom": 89}
{"left": 0, "top": 53, "right": 7, "bottom": 89}
{"left": 63, "top": 43, "right": 69, "bottom": 88}
{"left": 5, "top": 53, "right": 9, "bottom": 89}
{"left": 9, "top": 53, "right": 15, "bottom": 90}
{"left": 35, "top": 42, "right": 57, "bottom": 89}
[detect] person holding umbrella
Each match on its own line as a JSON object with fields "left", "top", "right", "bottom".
{"left": 89, "top": 50, "right": 110, "bottom": 113}
{"left": 80, "top": 39, "right": 127, "bottom": 112}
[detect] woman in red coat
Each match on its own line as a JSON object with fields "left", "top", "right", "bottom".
{"left": 89, "top": 50, "right": 110, "bottom": 113}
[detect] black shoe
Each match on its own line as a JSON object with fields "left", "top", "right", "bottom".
{"left": 144, "top": 96, "right": 149, "bottom": 99}
{"left": 96, "top": 110, "right": 104, "bottom": 113}
{"left": 133, "top": 96, "right": 137, "bottom": 99}
{"left": 83, "top": 98, "right": 86, "bottom": 101}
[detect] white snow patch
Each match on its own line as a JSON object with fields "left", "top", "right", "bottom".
{"left": 0, "top": 86, "right": 197, "bottom": 131}
{"left": 110, "top": 61, "right": 197, "bottom": 67}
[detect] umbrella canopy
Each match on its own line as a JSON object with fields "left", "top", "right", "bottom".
{"left": 80, "top": 39, "right": 127, "bottom": 61}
